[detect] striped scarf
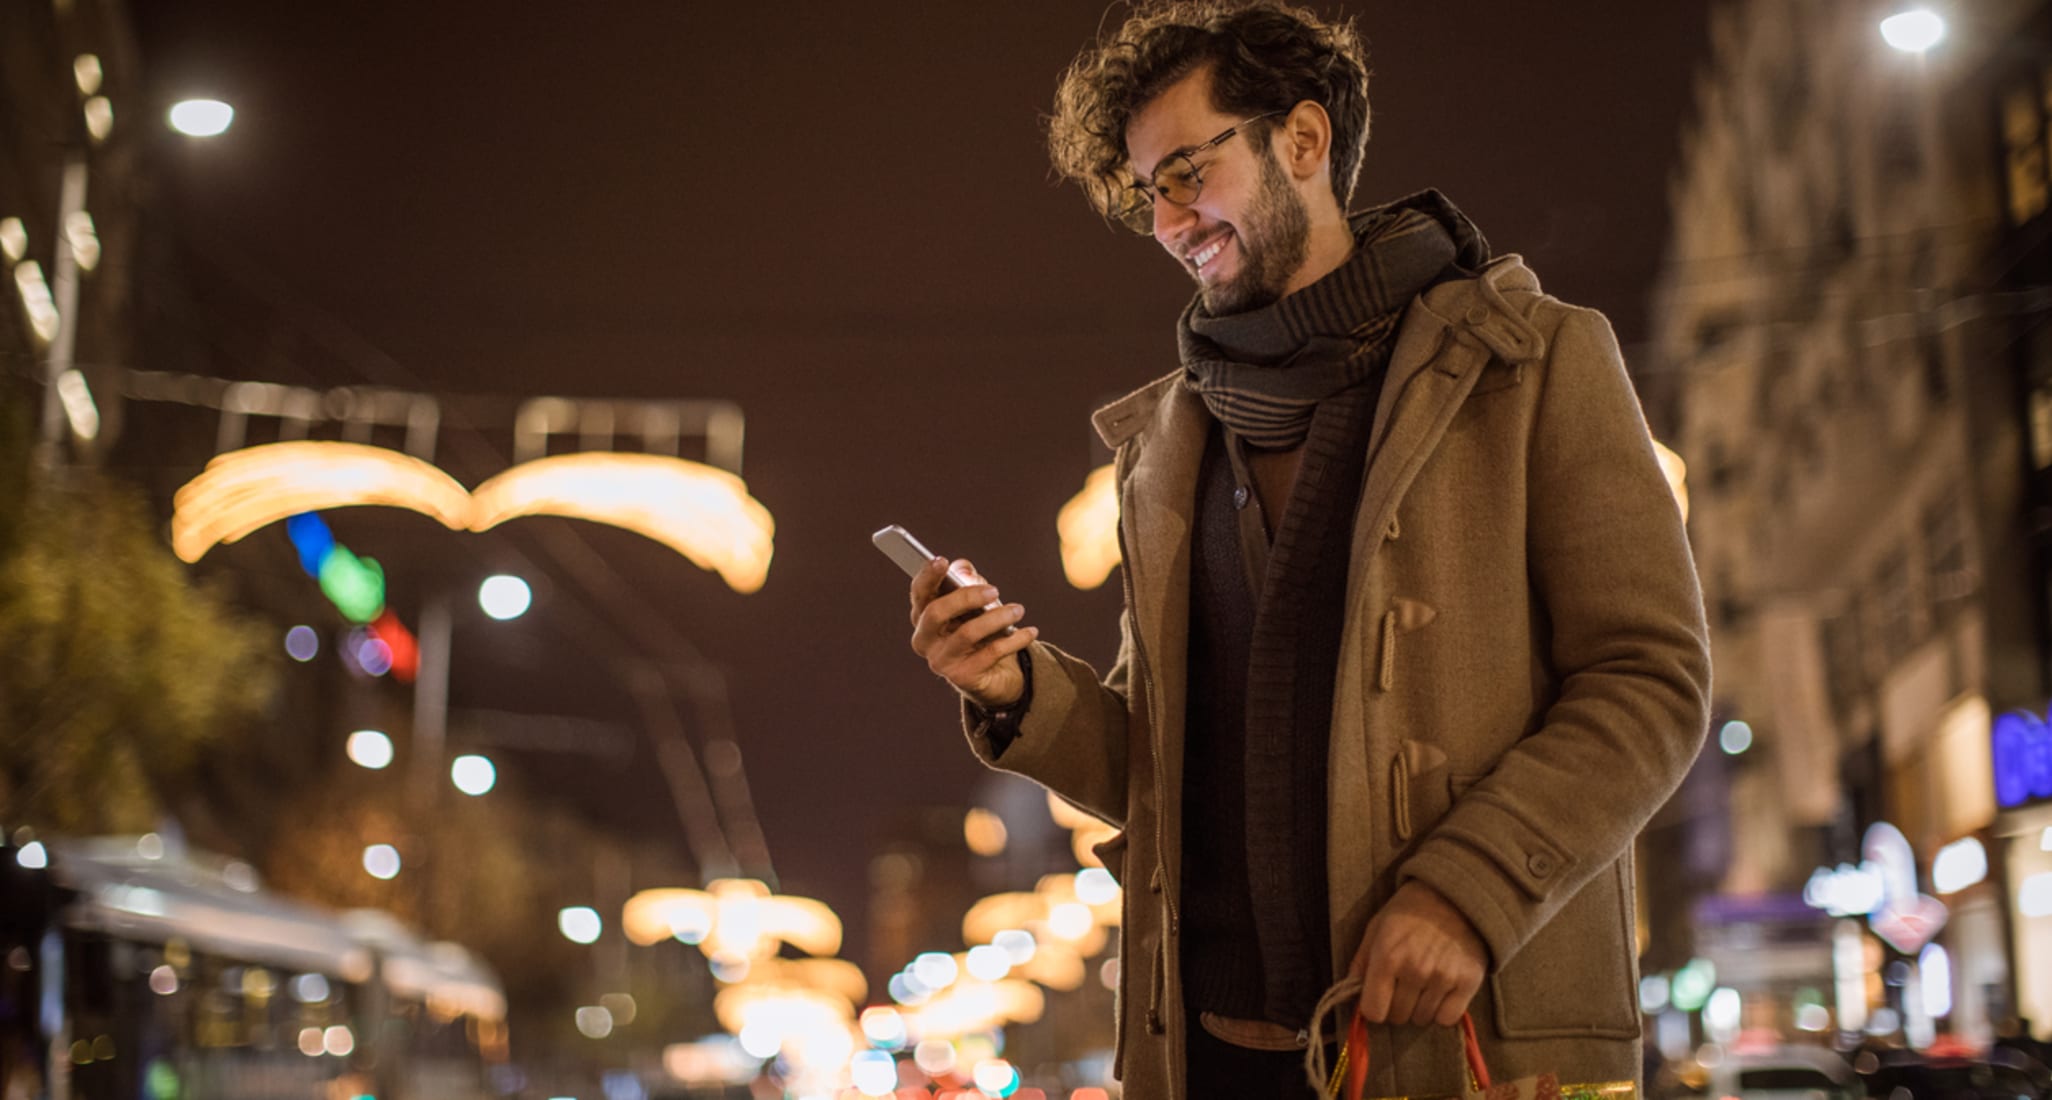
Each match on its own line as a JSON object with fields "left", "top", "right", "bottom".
{"left": 1178, "top": 190, "right": 1490, "bottom": 449}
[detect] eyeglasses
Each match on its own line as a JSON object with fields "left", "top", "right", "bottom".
{"left": 1113, "top": 109, "right": 1289, "bottom": 234}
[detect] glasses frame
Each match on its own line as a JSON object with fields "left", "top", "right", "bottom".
{"left": 1115, "top": 109, "right": 1291, "bottom": 234}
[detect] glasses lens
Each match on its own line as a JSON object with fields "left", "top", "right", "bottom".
{"left": 1154, "top": 155, "right": 1202, "bottom": 206}
{"left": 1115, "top": 188, "right": 1155, "bottom": 234}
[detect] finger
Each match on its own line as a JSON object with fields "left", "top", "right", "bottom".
{"left": 1385, "top": 976, "right": 1423, "bottom": 1029}
{"left": 982, "top": 624, "right": 1039, "bottom": 661}
{"left": 1431, "top": 986, "right": 1469, "bottom": 1029}
{"left": 950, "top": 559, "right": 988, "bottom": 586}
{"left": 1409, "top": 974, "right": 1457, "bottom": 1027}
{"left": 932, "top": 609, "right": 1020, "bottom": 675}
{"left": 914, "top": 586, "right": 1001, "bottom": 653}
{"left": 909, "top": 557, "right": 950, "bottom": 622}
{"left": 1355, "top": 955, "right": 1395, "bottom": 1024}
{"left": 952, "top": 604, "right": 1026, "bottom": 650}
{"left": 930, "top": 584, "right": 1002, "bottom": 626}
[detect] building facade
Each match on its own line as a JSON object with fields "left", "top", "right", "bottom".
{"left": 1647, "top": 0, "right": 2047, "bottom": 1047}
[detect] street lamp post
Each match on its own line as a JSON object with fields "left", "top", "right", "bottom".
{"left": 34, "top": 96, "right": 234, "bottom": 476}
{"left": 33, "top": 153, "right": 89, "bottom": 476}
{"left": 405, "top": 577, "right": 524, "bottom": 926}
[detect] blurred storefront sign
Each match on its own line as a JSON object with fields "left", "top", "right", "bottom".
{"left": 1802, "top": 823, "right": 1948, "bottom": 954}
{"left": 1992, "top": 708, "right": 2052, "bottom": 810}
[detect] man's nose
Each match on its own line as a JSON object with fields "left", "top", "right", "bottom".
{"left": 1152, "top": 198, "right": 1197, "bottom": 244}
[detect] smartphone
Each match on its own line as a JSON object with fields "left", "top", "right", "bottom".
{"left": 872, "top": 524, "right": 1014, "bottom": 635}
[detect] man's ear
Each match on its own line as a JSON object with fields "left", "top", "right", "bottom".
{"left": 1278, "top": 100, "right": 1334, "bottom": 185}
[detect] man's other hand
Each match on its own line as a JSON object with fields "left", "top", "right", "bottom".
{"left": 909, "top": 557, "right": 1037, "bottom": 708}
{"left": 1349, "top": 881, "right": 1488, "bottom": 1028}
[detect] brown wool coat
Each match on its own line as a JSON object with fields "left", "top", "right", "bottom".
{"left": 962, "top": 256, "right": 1712, "bottom": 1100}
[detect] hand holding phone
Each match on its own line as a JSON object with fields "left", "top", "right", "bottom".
{"left": 873, "top": 524, "right": 1012, "bottom": 634}
{"left": 877, "top": 523, "right": 1036, "bottom": 707}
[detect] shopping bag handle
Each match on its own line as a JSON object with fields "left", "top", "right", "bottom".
{"left": 1304, "top": 976, "right": 1493, "bottom": 1100}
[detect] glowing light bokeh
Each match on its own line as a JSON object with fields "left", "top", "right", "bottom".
{"left": 1931, "top": 837, "right": 1987, "bottom": 895}
{"left": 558, "top": 906, "right": 603, "bottom": 945}
{"left": 284, "top": 625, "right": 320, "bottom": 662}
{"left": 963, "top": 807, "right": 1008, "bottom": 857}
{"left": 622, "top": 880, "right": 842, "bottom": 958}
{"left": 346, "top": 729, "right": 394, "bottom": 770}
{"left": 362, "top": 845, "right": 401, "bottom": 880}
{"left": 972, "top": 1058, "right": 1020, "bottom": 1098}
{"left": 860, "top": 1007, "right": 907, "bottom": 1050}
{"left": 15, "top": 842, "right": 48, "bottom": 870}
{"left": 993, "top": 930, "right": 1035, "bottom": 966}
{"left": 468, "top": 452, "right": 774, "bottom": 593}
{"left": 478, "top": 574, "right": 531, "bottom": 620}
{"left": 322, "top": 1026, "right": 354, "bottom": 1057}
{"left": 1057, "top": 463, "right": 1121, "bottom": 590}
{"left": 1074, "top": 868, "right": 1119, "bottom": 906}
{"left": 913, "top": 1038, "right": 956, "bottom": 1076}
{"left": 1653, "top": 440, "right": 1689, "bottom": 524}
{"left": 172, "top": 443, "right": 471, "bottom": 563}
{"left": 1879, "top": 8, "right": 1946, "bottom": 52}
{"left": 912, "top": 952, "right": 959, "bottom": 991}
{"left": 168, "top": 98, "right": 234, "bottom": 137}
{"left": 965, "top": 944, "right": 1011, "bottom": 982}
{"left": 450, "top": 754, "right": 497, "bottom": 796}
{"left": 170, "top": 442, "right": 775, "bottom": 593}
{"left": 850, "top": 1050, "right": 897, "bottom": 1096}
{"left": 575, "top": 1005, "right": 614, "bottom": 1039}
{"left": 1047, "top": 903, "right": 1093, "bottom": 942}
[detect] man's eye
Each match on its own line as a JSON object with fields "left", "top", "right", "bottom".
{"left": 1158, "top": 163, "right": 1200, "bottom": 194}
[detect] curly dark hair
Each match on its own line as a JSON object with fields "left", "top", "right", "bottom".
{"left": 1048, "top": 0, "right": 1371, "bottom": 221}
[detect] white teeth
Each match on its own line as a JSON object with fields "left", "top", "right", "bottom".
{"left": 1190, "top": 236, "right": 1227, "bottom": 269}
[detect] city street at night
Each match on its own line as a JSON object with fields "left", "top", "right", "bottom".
{"left": 5, "top": 2, "right": 2052, "bottom": 1099}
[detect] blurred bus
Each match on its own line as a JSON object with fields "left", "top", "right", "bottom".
{"left": 0, "top": 835, "right": 507, "bottom": 1100}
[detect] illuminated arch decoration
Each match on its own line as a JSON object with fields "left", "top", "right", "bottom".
{"left": 171, "top": 441, "right": 774, "bottom": 593}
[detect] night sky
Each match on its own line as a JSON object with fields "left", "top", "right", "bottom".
{"left": 128, "top": 2, "right": 1717, "bottom": 951}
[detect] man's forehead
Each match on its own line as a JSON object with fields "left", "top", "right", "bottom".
{"left": 1123, "top": 66, "right": 1231, "bottom": 174}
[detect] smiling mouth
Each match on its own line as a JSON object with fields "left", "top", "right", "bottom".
{"left": 1188, "top": 232, "right": 1231, "bottom": 274}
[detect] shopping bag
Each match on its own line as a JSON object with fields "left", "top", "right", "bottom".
{"left": 1305, "top": 976, "right": 1562, "bottom": 1100}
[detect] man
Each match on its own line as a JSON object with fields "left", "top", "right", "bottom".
{"left": 907, "top": 3, "right": 1710, "bottom": 1097}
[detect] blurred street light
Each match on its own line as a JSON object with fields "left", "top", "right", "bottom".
{"left": 167, "top": 98, "right": 234, "bottom": 137}
{"left": 559, "top": 906, "right": 603, "bottom": 945}
{"left": 284, "top": 624, "right": 319, "bottom": 661}
{"left": 477, "top": 574, "right": 531, "bottom": 620}
{"left": 450, "top": 753, "right": 496, "bottom": 796}
{"left": 1879, "top": 9, "right": 1946, "bottom": 53}
{"left": 37, "top": 90, "right": 237, "bottom": 474}
{"left": 362, "top": 844, "right": 401, "bottom": 880}
{"left": 346, "top": 729, "right": 394, "bottom": 770}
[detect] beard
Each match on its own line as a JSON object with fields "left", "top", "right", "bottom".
{"left": 1197, "top": 145, "right": 1311, "bottom": 316}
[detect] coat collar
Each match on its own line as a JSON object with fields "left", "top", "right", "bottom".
{"left": 1090, "top": 254, "right": 1547, "bottom": 454}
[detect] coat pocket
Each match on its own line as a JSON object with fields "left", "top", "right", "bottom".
{"left": 1393, "top": 742, "right": 1453, "bottom": 843}
{"left": 1487, "top": 860, "right": 1641, "bottom": 1040}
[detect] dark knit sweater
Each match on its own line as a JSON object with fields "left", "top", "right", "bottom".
{"left": 1180, "top": 379, "right": 1380, "bottom": 1027}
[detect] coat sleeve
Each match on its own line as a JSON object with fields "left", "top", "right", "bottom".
{"left": 960, "top": 612, "right": 1134, "bottom": 830}
{"left": 1396, "top": 305, "right": 1712, "bottom": 969}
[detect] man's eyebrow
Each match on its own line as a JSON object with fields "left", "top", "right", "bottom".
{"left": 1135, "top": 139, "right": 1202, "bottom": 183}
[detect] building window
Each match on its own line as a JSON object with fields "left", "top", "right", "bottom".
{"left": 2005, "top": 80, "right": 2050, "bottom": 226}
{"left": 1822, "top": 611, "right": 1865, "bottom": 713}
{"left": 1868, "top": 548, "right": 1921, "bottom": 665}
{"left": 1922, "top": 490, "right": 1976, "bottom": 620}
